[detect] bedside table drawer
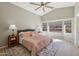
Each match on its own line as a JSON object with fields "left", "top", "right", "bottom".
{"left": 8, "top": 35, "right": 19, "bottom": 47}
{"left": 9, "top": 40, "right": 17, "bottom": 42}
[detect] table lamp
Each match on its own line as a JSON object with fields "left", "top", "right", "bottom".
{"left": 9, "top": 25, "right": 17, "bottom": 35}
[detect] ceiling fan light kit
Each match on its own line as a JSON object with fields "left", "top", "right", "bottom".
{"left": 30, "top": 2, "right": 53, "bottom": 12}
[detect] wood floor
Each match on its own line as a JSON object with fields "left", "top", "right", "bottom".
{"left": 54, "top": 39, "right": 79, "bottom": 56}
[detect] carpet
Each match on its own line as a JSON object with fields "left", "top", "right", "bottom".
{"left": 0, "top": 41, "right": 61, "bottom": 56}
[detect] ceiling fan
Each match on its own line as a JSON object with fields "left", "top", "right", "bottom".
{"left": 30, "top": 2, "right": 53, "bottom": 12}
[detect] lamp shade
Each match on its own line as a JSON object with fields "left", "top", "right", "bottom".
{"left": 9, "top": 25, "right": 17, "bottom": 30}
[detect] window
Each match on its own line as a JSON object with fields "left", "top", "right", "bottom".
{"left": 42, "top": 19, "right": 72, "bottom": 33}
{"left": 42, "top": 23, "right": 47, "bottom": 31}
{"left": 64, "top": 20, "right": 72, "bottom": 33}
{"left": 48, "top": 21, "right": 62, "bottom": 32}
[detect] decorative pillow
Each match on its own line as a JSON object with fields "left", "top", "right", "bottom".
{"left": 19, "top": 32, "right": 24, "bottom": 38}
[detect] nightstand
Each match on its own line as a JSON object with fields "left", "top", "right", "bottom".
{"left": 8, "top": 34, "right": 19, "bottom": 47}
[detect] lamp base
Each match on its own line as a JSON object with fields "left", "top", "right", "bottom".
{"left": 10, "top": 32, "right": 17, "bottom": 36}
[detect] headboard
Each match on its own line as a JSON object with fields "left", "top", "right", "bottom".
{"left": 18, "top": 29, "right": 35, "bottom": 34}
{"left": 17, "top": 29, "right": 35, "bottom": 44}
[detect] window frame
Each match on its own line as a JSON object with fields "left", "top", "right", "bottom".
{"left": 42, "top": 22, "right": 48, "bottom": 31}
{"left": 63, "top": 19, "right": 72, "bottom": 34}
{"left": 48, "top": 21, "right": 63, "bottom": 32}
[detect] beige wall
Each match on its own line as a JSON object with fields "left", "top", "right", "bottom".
{"left": 42, "top": 6, "right": 74, "bottom": 21}
{"left": 0, "top": 2, "right": 41, "bottom": 47}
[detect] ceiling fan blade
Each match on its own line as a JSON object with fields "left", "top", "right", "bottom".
{"left": 43, "top": 7, "right": 45, "bottom": 12}
{"left": 30, "top": 2, "right": 40, "bottom": 6}
{"left": 45, "top": 2, "right": 51, "bottom": 5}
{"left": 45, "top": 6, "right": 53, "bottom": 9}
{"left": 35, "top": 6, "right": 41, "bottom": 10}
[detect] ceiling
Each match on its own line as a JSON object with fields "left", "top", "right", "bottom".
{"left": 11, "top": 2, "right": 75, "bottom": 16}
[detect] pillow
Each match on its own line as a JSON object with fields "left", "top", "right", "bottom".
{"left": 31, "top": 32, "right": 40, "bottom": 36}
{"left": 23, "top": 32, "right": 32, "bottom": 37}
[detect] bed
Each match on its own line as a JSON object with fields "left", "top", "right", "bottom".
{"left": 18, "top": 29, "right": 52, "bottom": 56}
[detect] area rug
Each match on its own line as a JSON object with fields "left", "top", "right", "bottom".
{"left": 0, "top": 41, "right": 61, "bottom": 56}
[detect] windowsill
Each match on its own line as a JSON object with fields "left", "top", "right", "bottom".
{"left": 42, "top": 31, "right": 72, "bottom": 34}
{"left": 64, "top": 33, "right": 72, "bottom": 35}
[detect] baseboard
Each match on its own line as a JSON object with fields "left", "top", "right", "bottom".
{"left": 0, "top": 45, "right": 8, "bottom": 49}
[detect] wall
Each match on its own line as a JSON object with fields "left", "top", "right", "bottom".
{"left": 0, "top": 2, "right": 76, "bottom": 47}
{"left": 74, "top": 2, "right": 79, "bottom": 46}
{"left": 42, "top": 6, "right": 74, "bottom": 21}
{"left": 41, "top": 6, "right": 74, "bottom": 43}
{"left": 0, "top": 2, "right": 41, "bottom": 47}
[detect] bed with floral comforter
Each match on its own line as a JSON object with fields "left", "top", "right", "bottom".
{"left": 19, "top": 32, "right": 52, "bottom": 56}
